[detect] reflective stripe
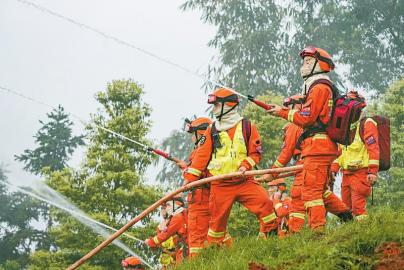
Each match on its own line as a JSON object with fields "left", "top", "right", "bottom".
{"left": 323, "top": 190, "right": 332, "bottom": 198}
{"left": 257, "top": 232, "right": 266, "bottom": 239}
{"left": 368, "top": 160, "right": 379, "bottom": 165}
{"left": 312, "top": 134, "right": 328, "bottom": 140}
{"left": 288, "top": 109, "right": 297, "bottom": 122}
{"left": 186, "top": 167, "right": 202, "bottom": 177}
{"left": 246, "top": 157, "right": 256, "bottom": 167}
{"left": 328, "top": 99, "right": 333, "bottom": 107}
{"left": 366, "top": 118, "right": 378, "bottom": 126}
{"left": 223, "top": 234, "right": 232, "bottom": 242}
{"left": 189, "top": 247, "right": 204, "bottom": 254}
{"left": 289, "top": 212, "right": 305, "bottom": 220}
{"left": 262, "top": 212, "right": 277, "bottom": 223}
{"left": 274, "top": 160, "right": 285, "bottom": 168}
{"left": 355, "top": 214, "right": 368, "bottom": 221}
{"left": 153, "top": 236, "right": 160, "bottom": 245}
{"left": 274, "top": 203, "right": 283, "bottom": 210}
{"left": 304, "top": 199, "right": 324, "bottom": 208}
{"left": 208, "top": 229, "right": 225, "bottom": 238}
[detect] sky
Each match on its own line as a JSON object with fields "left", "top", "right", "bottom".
{"left": 0, "top": 0, "right": 217, "bottom": 185}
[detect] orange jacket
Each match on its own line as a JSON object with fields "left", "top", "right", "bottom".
{"left": 148, "top": 211, "right": 188, "bottom": 248}
{"left": 278, "top": 82, "right": 338, "bottom": 157}
{"left": 272, "top": 123, "right": 303, "bottom": 168}
{"left": 331, "top": 119, "right": 380, "bottom": 174}
{"left": 183, "top": 121, "right": 262, "bottom": 183}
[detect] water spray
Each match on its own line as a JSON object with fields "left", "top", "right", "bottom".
{"left": 3, "top": 181, "right": 154, "bottom": 269}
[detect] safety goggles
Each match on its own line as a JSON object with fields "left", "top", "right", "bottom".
{"left": 207, "top": 93, "right": 239, "bottom": 104}
{"left": 299, "top": 46, "right": 334, "bottom": 68}
{"left": 184, "top": 118, "right": 209, "bottom": 133}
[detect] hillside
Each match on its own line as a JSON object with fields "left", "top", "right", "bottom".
{"left": 179, "top": 207, "right": 404, "bottom": 270}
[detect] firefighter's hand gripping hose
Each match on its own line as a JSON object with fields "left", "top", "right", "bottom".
{"left": 66, "top": 165, "right": 302, "bottom": 270}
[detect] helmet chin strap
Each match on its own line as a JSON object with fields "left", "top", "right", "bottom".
{"left": 302, "top": 58, "right": 327, "bottom": 80}
{"left": 216, "top": 102, "right": 238, "bottom": 121}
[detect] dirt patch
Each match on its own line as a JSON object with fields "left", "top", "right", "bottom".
{"left": 375, "top": 242, "right": 404, "bottom": 270}
{"left": 248, "top": 262, "right": 272, "bottom": 270}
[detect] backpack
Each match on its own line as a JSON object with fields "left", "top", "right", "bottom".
{"left": 296, "top": 79, "right": 366, "bottom": 149}
{"left": 359, "top": 116, "right": 391, "bottom": 171}
{"left": 211, "top": 118, "right": 251, "bottom": 154}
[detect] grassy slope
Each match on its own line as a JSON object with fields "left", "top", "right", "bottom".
{"left": 179, "top": 207, "right": 404, "bottom": 270}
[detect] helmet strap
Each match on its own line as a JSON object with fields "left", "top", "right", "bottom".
{"left": 217, "top": 102, "right": 238, "bottom": 121}
{"left": 302, "top": 58, "right": 328, "bottom": 80}
{"left": 194, "top": 131, "right": 201, "bottom": 146}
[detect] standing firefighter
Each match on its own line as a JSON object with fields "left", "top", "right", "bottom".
{"left": 121, "top": 256, "right": 144, "bottom": 270}
{"left": 183, "top": 88, "right": 277, "bottom": 244}
{"left": 145, "top": 195, "right": 188, "bottom": 266}
{"left": 183, "top": 117, "right": 216, "bottom": 257}
{"left": 266, "top": 95, "right": 352, "bottom": 233}
{"left": 331, "top": 92, "right": 380, "bottom": 220}
{"left": 267, "top": 46, "right": 340, "bottom": 231}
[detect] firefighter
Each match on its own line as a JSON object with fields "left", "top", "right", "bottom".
{"left": 145, "top": 195, "right": 188, "bottom": 265}
{"left": 183, "top": 88, "right": 277, "bottom": 244}
{"left": 331, "top": 92, "right": 379, "bottom": 220}
{"left": 265, "top": 95, "right": 352, "bottom": 232}
{"left": 183, "top": 117, "right": 215, "bottom": 257}
{"left": 121, "top": 256, "right": 144, "bottom": 270}
{"left": 267, "top": 179, "right": 291, "bottom": 238}
{"left": 267, "top": 46, "right": 340, "bottom": 231}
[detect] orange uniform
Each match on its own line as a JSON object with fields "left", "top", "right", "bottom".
{"left": 273, "top": 122, "right": 351, "bottom": 232}
{"left": 146, "top": 210, "right": 188, "bottom": 263}
{"left": 272, "top": 195, "right": 291, "bottom": 237}
{"left": 185, "top": 148, "right": 211, "bottom": 257}
{"left": 331, "top": 119, "right": 380, "bottom": 218}
{"left": 278, "top": 82, "right": 339, "bottom": 229}
{"left": 184, "top": 120, "right": 277, "bottom": 243}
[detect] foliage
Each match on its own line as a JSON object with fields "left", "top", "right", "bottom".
{"left": 15, "top": 105, "right": 84, "bottom": 176}
{"left": 179, "top": 206, "right": 404, "bottom": 270}
{"left": 0, "top": 166, "right": 48, "bottom": 270}
{"left": 28, "top": 79, "right": 161, "bottom": 269}
{"left": 182, "top": 0, "right": 403, "bottom": 96}
{"left": 155, "top": 129, "right": 193, "bottom": 188}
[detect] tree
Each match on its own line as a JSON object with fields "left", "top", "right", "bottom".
{"left": 155, "top": 129, "right": 193, "bottom": 188}
{"left": 15, "top": 105, "right": 84, "bottom": 175}
{"left": 28, "top": 79, "right": 161, "bottom": 269}
{"left": 181, "top": 0, "right": 403, "bottom": 96}
{"left": 0, "top": 166, "right": 47, "bottom": 270}
{"left": 369, "top": 78, "right": 404, "bottom": 207}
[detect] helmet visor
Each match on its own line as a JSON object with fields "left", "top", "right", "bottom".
{"left": 299, "top": 46, "right": 317, "bottom": 59}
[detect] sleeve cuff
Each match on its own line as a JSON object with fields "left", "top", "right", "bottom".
{"left": 278, "top": 108, "right": 289, "bottom": 121}
{"left": 368, "top": 166, "right": 379, "bottom": 175}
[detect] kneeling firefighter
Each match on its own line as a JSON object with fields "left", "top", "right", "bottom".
{"left": 145, "top": 195, "right": 188, "bottom": 266}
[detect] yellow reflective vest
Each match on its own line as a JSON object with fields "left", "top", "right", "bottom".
{"left": 207, "top": 121, "right": 248, "bottom": 175}
{"left": 337, "top": 118, "right": 377, "bottom": 170}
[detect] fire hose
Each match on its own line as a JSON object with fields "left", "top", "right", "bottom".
{"left": 67, "top": 164, "right": 302, "bottom": 269}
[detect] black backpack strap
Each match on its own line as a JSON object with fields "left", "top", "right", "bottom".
{"left": 242, "top": 118, "right": 251, "bottom": 154}
{"left": 211, "top": 122, "right": 222, "bottom": 154}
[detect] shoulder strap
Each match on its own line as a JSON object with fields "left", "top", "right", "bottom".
{"left": 211, "top": 122, "right": 222, "bottom": 153}
{"left": 242, "top": 118, "right": 251, "bottom": 153}
{"left": 359, "top": 117, "right": 367, "bottom": 142}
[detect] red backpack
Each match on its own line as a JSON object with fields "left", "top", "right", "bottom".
{"left": 359, "top": 116, "right": 391, "bottom": 171}
{"left": 296, "top": 79, "right": 366, "bottom": 149}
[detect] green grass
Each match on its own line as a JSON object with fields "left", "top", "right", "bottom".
{"left": 179, "top": 207, "right": 404, "bottom": 270}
